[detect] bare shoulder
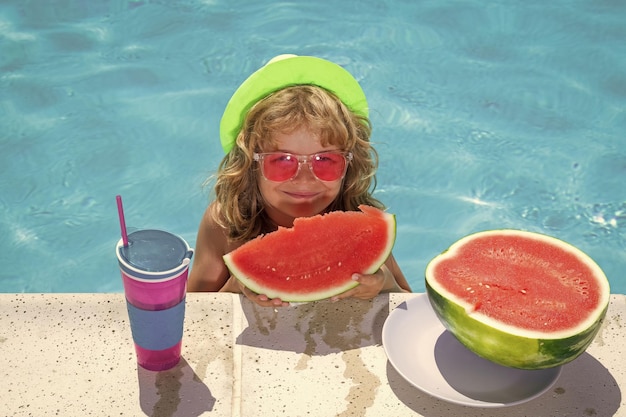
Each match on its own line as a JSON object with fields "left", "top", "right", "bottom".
{"left": 200, "top": 203, "right": 227, "bottom": 240}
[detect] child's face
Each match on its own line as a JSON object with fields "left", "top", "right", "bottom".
{"left": 258, "top": 126, "right": 345, "bottom": 227}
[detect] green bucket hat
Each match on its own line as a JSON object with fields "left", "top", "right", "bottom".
{"left": 219, "top": 54, "right": 369, "bottom": 153}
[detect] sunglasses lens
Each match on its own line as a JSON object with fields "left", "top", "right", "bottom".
{"left": 261, "top": 153, "right": 299, "bottom": 181}
{"left": 311, "top": 153, "right": 347, "bottom": 181}
{"left": 259, "top": 152, "right": 348, "bottom": 182}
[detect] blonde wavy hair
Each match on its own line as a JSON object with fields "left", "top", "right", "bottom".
{"left": 209, "top": 85, "right": 384, "bottom": 241}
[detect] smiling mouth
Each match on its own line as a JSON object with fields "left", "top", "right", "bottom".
{"left": 285, "top": 191, "right": 319, "bottom": 199}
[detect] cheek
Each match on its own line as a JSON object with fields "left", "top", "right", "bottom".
{"left": 328, "top": 181, "right": 343, "bottom": 196}
{"left": 257, "top": 176, "right": 279, "bottom": 199}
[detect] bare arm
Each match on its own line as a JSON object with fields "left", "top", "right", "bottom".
{"left": 385, "top": 253, "right": 412, "bottom": 292}
{"left": 187, "top": 205, "right": 235, "bottom": 292}
{"left": 187, "top": 205, "right": 290, "bottom": 307}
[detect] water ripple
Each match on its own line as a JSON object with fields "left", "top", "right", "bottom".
{"left": 1, "top": 0, "right": 625, "bottom": 292}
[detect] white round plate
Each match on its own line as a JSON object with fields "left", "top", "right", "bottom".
{"left": 382, "top": 294, "right": 562, "bottom": 408}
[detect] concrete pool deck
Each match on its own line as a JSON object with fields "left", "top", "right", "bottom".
{"left": 1, "top": 292, "right": 624, "bottom": 416}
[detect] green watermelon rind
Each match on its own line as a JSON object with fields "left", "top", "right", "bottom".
{"left": 425, "top": 229, "right": 610, "bottom": 370}
{"left": 425, "top": 280, "right": 608, "bottom": 369}
{"left": 224, "top": 206, "right": 397, "bottom": 302}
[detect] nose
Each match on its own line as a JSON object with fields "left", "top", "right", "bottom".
{"left": 292, "top": 159, "right": 317, "bottom": 182}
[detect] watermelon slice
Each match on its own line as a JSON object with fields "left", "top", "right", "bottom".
{"left": 425, "top": 230, "right": 610, "bottom": 370}
{"left": 223, "top": 205, "right": 396, "bottom": 302}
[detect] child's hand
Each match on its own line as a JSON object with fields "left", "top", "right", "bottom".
{"left": 330, "top": 265, "right": 401, "bottom": 302}
{"left": 221, "top": 276, "right": 289, "bottom": 307}
{"left": 237, "top": 279, "right": 290, "bottom": 308}
{"left": 330, "top": 272, "right": 385, "bottom": 301}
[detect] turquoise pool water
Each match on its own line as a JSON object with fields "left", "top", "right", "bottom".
{"left": 1, "top": 0, "right": 624, "bottom": 293}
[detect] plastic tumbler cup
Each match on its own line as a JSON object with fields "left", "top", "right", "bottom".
{"left": 116, "top": 229, "right": 194, "bottom": 371}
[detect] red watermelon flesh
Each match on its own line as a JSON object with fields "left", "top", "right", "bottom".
{"left": 425, "top": 229, "right": 611, "bottom": 369}
{"left": 223, "top": 205, "right": 396, "bottom": 302}
{"left": 432, "top": 234, "right": 602, "bottom": 332}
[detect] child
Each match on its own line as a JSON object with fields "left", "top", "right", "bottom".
{"left": 188, "top": 55, "right": 411, "bottom": 306}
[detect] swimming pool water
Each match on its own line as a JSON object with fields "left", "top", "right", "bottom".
{"left": 1, "top": 0, "right": 624, "bottom": 293}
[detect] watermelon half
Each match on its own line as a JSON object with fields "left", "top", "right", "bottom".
{"left": 223, "top": 205, "right": 396, "bottom": 302}
{"left": 425, "top": 230, "right": 610, "bottom": 370}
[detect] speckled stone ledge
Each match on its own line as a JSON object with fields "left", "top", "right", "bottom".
{"left": 1, "top": 293, "right": 235, "bottom": 417}
{"left": 1, "top": 293, "right": 624, "bottom": 417}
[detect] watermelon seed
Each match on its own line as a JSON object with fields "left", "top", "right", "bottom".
{"left": 520, "top": 289, "right": 527, "bottom": 294}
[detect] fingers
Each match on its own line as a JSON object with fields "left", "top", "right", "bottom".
{"left": 329, "top": 274, "right": 360, "bottom": 302}
{"left": 241, "top": 285, "right": 289, "bottom": 308}
{"left": 331, "top": 272, "right": 385, "bottom": 302}
{"left": 237, "top": 269, "right": 389, "bottom": 306}
{"left": 353, "top": 272, "right": 384, "bottom": 287}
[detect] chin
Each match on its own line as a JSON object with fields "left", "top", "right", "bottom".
{"left": 286, "top": 201, "right": 331, "bottom": 219}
